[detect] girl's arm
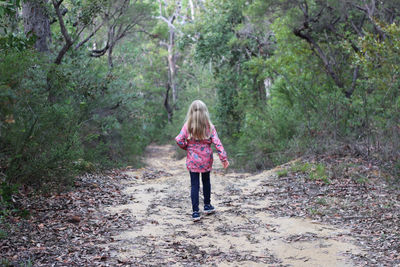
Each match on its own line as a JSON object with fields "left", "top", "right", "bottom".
{"left": 175, "top": 124, "right": 188, "bottom": 150}
{"left": 210, "top": 126, "right": 228, "bottom": 162}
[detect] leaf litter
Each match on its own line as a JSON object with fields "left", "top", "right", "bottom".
{"left": 2, "top": 145, "right": 396, "bottom": 266}
{"left": 1, "top": 170, "right": 136, "bottom": 266}
{"left": 267, "top": 151, "right": 400, "bottom": 266}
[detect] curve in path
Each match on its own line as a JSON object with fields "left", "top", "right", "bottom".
{"left": 104, "top": 145, "right": 361, "bottom": 266}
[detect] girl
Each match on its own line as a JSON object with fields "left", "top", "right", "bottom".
{"left": 175, "top": 100, "right": 229, "bottom": 221}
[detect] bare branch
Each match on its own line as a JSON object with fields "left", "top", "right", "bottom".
{"left": 53, "top": 0, "right": 71, "bottom": 44}
{"left": 350, "top": 15, "right": 366, "bottom": 37}
{"left": 156, "top": 15, "right": 176, "bottom": 29}
{"left": 293, "top": 19, "right": 344, "bottom": 89}
{"left": 53, "top": 0, "right": 73, "bottom": 64}
{"left": 351, "top": 1, "right": 386, "bottom": 38}
{"left": 90, "top": 43, "right": 110, "bottom": 57}
{"left": 75, "top": 21, "right": 105, "bottom": 49}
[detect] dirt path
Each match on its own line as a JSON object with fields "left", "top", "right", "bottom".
{"left": 104, "top": 145, "right": 362, "bottom": 266}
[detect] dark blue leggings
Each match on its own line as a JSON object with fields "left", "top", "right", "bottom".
{"left": 190, "top": 171, "right": 211, "bottom": 212}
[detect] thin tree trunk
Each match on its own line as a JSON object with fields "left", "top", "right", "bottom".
{"left": 188, "top": 0, "right": 195, "bottom": 20}
{"left": 164, "top": 80, "right": 173, "bottom": 123}
{"left": 108, "top": 45, "right": 114, "bottom": 69}
{"left": 167, "top": 30, "right": 177, "bottom": 104}
{"left": 22, "top": 0, "right": 51, "bottom": 52}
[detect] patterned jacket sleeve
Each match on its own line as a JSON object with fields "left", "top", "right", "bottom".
{"left": 175, "top": 124, "right": 188, "bottom": 150}
{"left": 210, "top": 125, "right": 228, "bottom": 162}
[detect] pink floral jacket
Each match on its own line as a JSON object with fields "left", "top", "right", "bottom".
{"left": 175, "top": 123, "right": 228, "bottom": 173}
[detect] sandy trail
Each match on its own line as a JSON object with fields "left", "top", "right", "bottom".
{"left": 104, "top": 145, "right": 362, "bottom": 266}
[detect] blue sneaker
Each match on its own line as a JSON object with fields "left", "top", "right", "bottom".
{"left": 192, "top": 211, "right": 201, "bottom": 221}
{"left": 204, "top": 204, "right": 215, "bottom": 214}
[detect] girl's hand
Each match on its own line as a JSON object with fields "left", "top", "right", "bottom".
{"left": 222, "top": 160, "right": 230, "bottom": 169}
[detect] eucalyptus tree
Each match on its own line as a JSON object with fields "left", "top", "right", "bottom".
{"left": 155, "top": 0, "right": 183, "bottom": 121}
{"left": 0, "top": 0, "right": 157, "bottom": 186}
{"left": 153, "top": 0, "right": 204, "bottom": 121}
{"left": 88, "top": 0, "right": 154, "bottom": 68}
{"left": 21, "top": 0, "right": 51, "bottom": 52}
{"left": 259, "top": 0, "right": 400, "bottom": 98}
{"left": 182, "top": 0, "right": 274, "bottom": 134}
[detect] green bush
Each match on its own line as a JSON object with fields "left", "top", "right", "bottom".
{"left": 0, "top": 50, "right": 84, "bottom": 187}
{"left": 0, "top": 47, "right": 158, "bottom": 189}
{"left": 276, "top": 169, "right": 288, "bottom": 177}
{"left": 309, "top": 164, "right": 330, "bottom": 184}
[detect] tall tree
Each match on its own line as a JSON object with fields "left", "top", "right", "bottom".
{"left": 22, "top": 0, "right": 51, "bottom": 52}
{"left": 89, "top": 0, "right": 154, "bottom": 69}
{"left": 157, "top": 0, "right": 181, "bottom": 109}
{"left": 265, "top": 0, "right": 400, "bottom": 98}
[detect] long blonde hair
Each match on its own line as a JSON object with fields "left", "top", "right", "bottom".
{"left": 186, "top": 100, "right": 212, "bottom": 140}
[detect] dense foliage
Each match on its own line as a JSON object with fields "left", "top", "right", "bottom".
{"left": 0, "top": 0, "right": 164, "bottom": 194}
{"left": 1, "top": 0, "right": 399, "bottom": 199}
{"left": 173, "top": 0, "right": 400, "bottom": 173}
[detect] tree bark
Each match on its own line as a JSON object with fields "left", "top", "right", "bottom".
{"left": 22, "top": 0, "right": 51, "bottom": 52}
{"left": 158, "top": 0, "right": 181, "bottom": 107}
{"left": 293, "top": 28, "right": 344, "bottom": 89}
{"left": 108, "top": 45, "right": 114, "bottom": 69}
{"left": 53, "top": 0, "right": 73, "bottom": 64}
{"left": 188, "top": 0, "right": 195, "bottom": 21}
{"left": 164, "top": 81, "right": 173, "bottom": 123}
{"left": 167, "top": 30, "right": 178, "bottom": 104}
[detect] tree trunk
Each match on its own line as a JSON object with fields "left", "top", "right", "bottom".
{"left": 188, "top": 0, "right": 195, "bottom": 20}
{"left": 167, "top": 30, "right": 177, "bottom": 105}
{"left": 108, "top": 45, "right": 114, "bottom": 69}
{"left": 164, "top": 81, "right": 173, "bottom": 123}
{"left": 22, "top": 0, "right": 51, "bottom": 52}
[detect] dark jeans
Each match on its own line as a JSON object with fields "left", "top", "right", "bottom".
{"left": 190, "top": 171, "right": 211, "bottom": 212}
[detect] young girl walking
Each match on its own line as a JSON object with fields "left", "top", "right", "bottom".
{"left": 175, "top": 100, "right": 229, "bottom": 221}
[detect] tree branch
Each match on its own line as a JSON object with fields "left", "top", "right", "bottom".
{"left": 156, "top": 15, "right": 176, "bottom": 29}
{"left": 53, "top": 0, "right": 73, "bottom": 64}
{"left": 326, "top": 23, "right": 360, "bottom": 53}
{"left": 350, "top": 14, "right": 366, "bottom": 37}
{"left": 346, "top": 65, "right": 360, "bottom": 98}
{"left": 75, "top": 21, "right": 105, "bottom": 49}
{"left": 53, "top": 0, "right": 71, "bottom": 44}
{"left": 293, "top": 8, "right": 344, "bottom": 90}
{"left": 90, "top": 43, "right": 110, "bottom": 57}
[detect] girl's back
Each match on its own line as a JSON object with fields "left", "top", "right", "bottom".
{"left": 176, "top": 122, "right": 226, "bottom": 173}
{"left": 175, "top": 100, "right": 229, "bottom": 221}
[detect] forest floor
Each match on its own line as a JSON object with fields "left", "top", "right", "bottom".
{"left": 2, "top": 144, "right": 399, "bottom": 266}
